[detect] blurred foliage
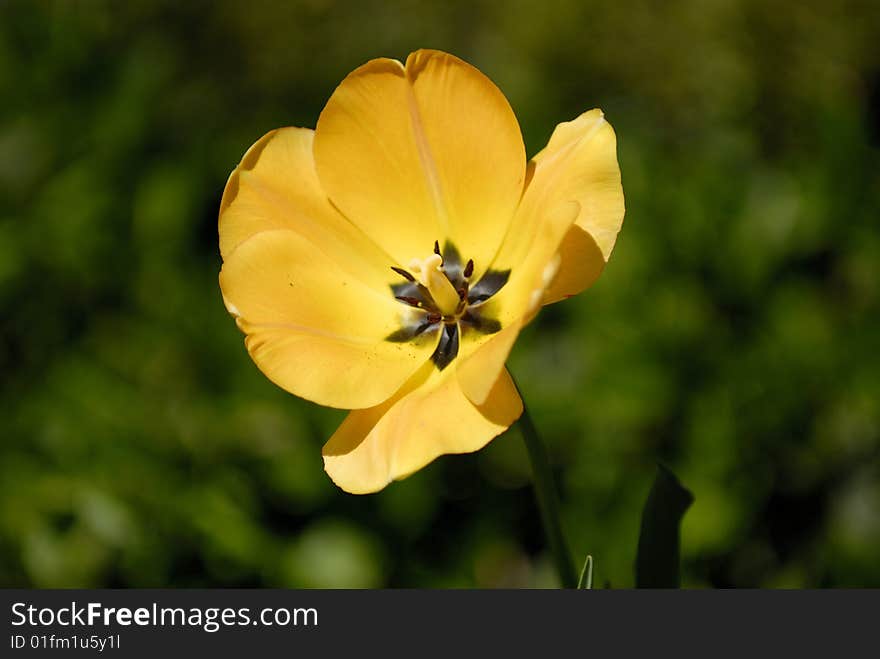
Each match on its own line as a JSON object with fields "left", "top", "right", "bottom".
{"left": 2, "top": 0, "right": 879, "bottom": 588}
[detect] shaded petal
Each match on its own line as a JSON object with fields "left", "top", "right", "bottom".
{"left": 314, "top": 49, "right": 526, "bottom": 274}
{"left": 219, "top": 127, "right": 393, "bottom": 292}
{"left": 322, "top": 364, "right": 522, "bottom": 494}
{"left": 541, "top": 225, "right": 605, "bottom": 305}
{"left": 220, "top": 230, "right": 436, "bottom": 409}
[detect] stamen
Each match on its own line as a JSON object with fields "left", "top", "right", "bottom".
{"left": 395, "top": 295, "right": 423, "bottom": 308}
{"left": 386, "top": 242, "right": 507, "bottom": 371}
{"left": 433, "top": 240, "right": 444, "bottom": 266}
{"left": 391, "top": 266, "right": 415, "bottom": 282}
{"left": 408, "top": 253, "right": 460, "bottom": 316}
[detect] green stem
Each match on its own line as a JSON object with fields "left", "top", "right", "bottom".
{"left": 514, "top": 378, "right": 577, "bottom": 588}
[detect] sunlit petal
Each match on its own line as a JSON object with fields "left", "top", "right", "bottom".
{"left": 219, "top": 127, "right": 393, "bottom": 292}
{"left": 456, "top": 319, "right": 523, "bottom": 406}
{"left": 529, "top": 110, "right": 624, "bottom": 303}
{"left": 220, "top": 230, "right": 436, "bottom": 409}
{"left": 314, "top": 50, "right": 526, "bottom": 274}
{"left": 481, "top": 201, "right": 582, "bottom": 327}
{"left": 322, "top": 365, "right": 522, "bottom": 494}
{"left": 482, "top": 110, "right": 623, "bottom": 319}
{"left": 531, "top": 110, "right": 624, "bottom": 261}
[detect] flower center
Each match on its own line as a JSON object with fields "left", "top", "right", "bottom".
{"left": 408, "top": 253, "right": 462, "bottom": 318}
{"left": 386, "top": 241, "right": 509, "bottom": 370}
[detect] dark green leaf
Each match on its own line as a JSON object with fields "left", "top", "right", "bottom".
{"left": 635, "top": 463, "right": 694, "bottom": 588}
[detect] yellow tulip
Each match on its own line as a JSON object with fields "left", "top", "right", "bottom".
{"left": 218, "top": 50, "right": 624, "bottom": 494}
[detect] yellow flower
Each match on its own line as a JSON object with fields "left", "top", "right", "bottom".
{"left": 219, "top": 50, "right": 624, "bottom": 494}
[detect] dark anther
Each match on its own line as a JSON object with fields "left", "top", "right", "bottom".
{"left": 463, "top": 259, "right": 474, "bottom": 279}
{"left": 426, "top": 312, "right": 441, "bottom": 325}
{"left": 433, "top": 240, "right": 441, "bottom": 256}
{"left": 395, "top": 295, "right": 422, "bottom": 308}
{"left": 391, "top": 266, "right": 415, "bottom": 282}
{"left": 457, "top": 286, "right": 467, "bottom": 300}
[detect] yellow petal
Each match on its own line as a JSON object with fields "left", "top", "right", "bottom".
{"left": 482, "top": 110, "right": 623, "bottom": 320}
{"left": 531, "top": 110, "right": 624, "bottom": 261}
{"left": 540, "top": 225, "right": 605, "bottom": 305}
{"left": 480, "top": 200, "right": 582, "bottom": 327}
{"left": 530, "top": 110, "right": 624, "bottom": 303}
{"left": 219, "top": 230, "right": 436, "bottom": 409}
{"left": 313, "top": 50, "right": 526, "bottom": 274}
{"left": 219, "top": 127, "right": 393, "bottom": 292}
{"left": 456, "top": 318, "right": 523, "bottom": 406}
{"left": 322, "top": 364, "right": 523, "bottom": 494}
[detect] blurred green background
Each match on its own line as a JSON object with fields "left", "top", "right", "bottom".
{"left": 2, "top": 0, "right": 879, "bottom": 588}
